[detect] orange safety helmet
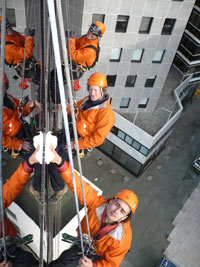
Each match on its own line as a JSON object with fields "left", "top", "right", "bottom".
{"left": 87, "top": 72, "right": 107, "bottom": 88}
{"left": 114, "top": 189, "right": 138, "bottom": 214}
{"left": 89, "top": 21, "right": 105, "bottom": 37}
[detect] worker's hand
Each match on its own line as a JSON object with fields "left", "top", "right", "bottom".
{"left": 49, "top": 145, "right": 62, "bottom": 165}
{"left": 0, "top": 261, "right": 13, "bottom": 267}
{"left": 28, "top": 145, "right": 40, "bottom": 165}
{"left": 79, "top": 256, "right": 93, "bottom": 267}
{"left": 27, "top": 100, "right": 35, "bottom": 108}
{"left": 22, "top": 141, "right": 32, "bottom": 151}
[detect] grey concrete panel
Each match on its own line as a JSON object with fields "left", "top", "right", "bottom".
{"left": 173, "top": 19, "right": 188, "bottom": 36}
{"left": 142, "top": 88, "right": 153, "bottom": 98}
{"left": 14, "top": 0, "right": 25, "bottom": 9}
{"left": 124, "top": 33, "right": 138, "bottom": 49}
{"left": 178, "top": 1, "right": 196, "bottom": 20}
{"left": 131, "top": 87, "right": 144, "bottom": 98}
{"left": 15, "top": 9, "right": 26, "bottom": 27}
{"left": 118, "top": 63, "right": 131, "bottom": 75}
{"left": 148, "top": 64, "right": 160, "bottom": 76}
{"left": 100, "top": 32, "right": 114, "bottom": 48}
{"left": 119, "top": 0, "right": 133, "bottom": 15}
{"left": 104, "top": 15, "right": 118, "bottom": 32}
{"left": 142, "top": 49, "right": 155, "bottom": 63}
{"left": 113, "top": 86, "right": 125, "bottom": 97}
{"left": 136, "top": 34, "right": 148, "bottom": 48}
{"left": 121, "top": 49, "right": 134, "bottom": 63}
{"left": 150, "top": 18, "right": 164, "bottom": 35}
{"left": 146, "top": 35, "right": 160, "bottom": 49}
{"left": 150, "top": 87, "right": 162, "bottom": 98}
{"left": 94, "top": 0, "right": 107, "bottom": 13}
{"left": 83, "top": 0, "right": 95, "bottom": 13}
{"left": 138, "top": 63, "right": 151, "bottom": 76}
{"left": 167, "top": 35, "right": 182, "bottom": 51}
{"left": 129, "top": 63, "right": 141, "bottom": 75}
{"left": 113, "top": 33, "right": 126, "bottom": 47}
{"left": 154, "top": 1, "right": 170, "bottom": 18}
{"left": 123, "top": 87, "right": 134, "bottom": 97}
{"left": 99, "top": 47, "right": 112, "bottom": 61}
{"left": 106, "top": 0, "right": 120, "bottom": 14}
{"left": 167, "top": 2, "right": 183, "bottom": 18}
{"left": 158, "top": 64, "right": 171, "bottom": 76}
{"left": 135, "top": 76, "right": 146, "bottom": 87}
{"left": 157, "top": 36, "right": 170, "bottom": 49}
{"left": 115, "top": 75, "right": 126, "bottom": 87}
{"left": 96, "top": 62, "right": 109, "bottom": 74}
{"left": 162, "top": 51, "right": 176, "bottom": 64}
{"left": 154, "top": 75, "right": 166, "bottom": 88}
{"left": 108, "top": 62, "right": 119, "bottom": 74}
{"left": 131, "top": 0, "right": 145, "bottom": 16}
{"left": 144, "top": 0, "right": 158, "bottom": 17}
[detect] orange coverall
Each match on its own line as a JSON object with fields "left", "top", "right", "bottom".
{"left": 57, "top": 161, "right": 133, "bottom": 267}
{"left": 4, "top": 31, "right": 33, "bottom": 66}
{"left": 69, "top": 35, "right": 99, "bottom": 68}
{"left": 3, "top": 94, "right": 36, "bottom": 150}
{"left": 69, "top": 96, "right": 116, "bottom": 150}
{"left": 2, "top": 161, "right": 32, "bottom": 237}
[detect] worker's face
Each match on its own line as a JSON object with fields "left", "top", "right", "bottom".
{"left": 86, "top": 30, "right": 98, "bottom": 40}
{"left": 106, "top": 198, "right": 131, "bottom": 223}
{"left": 6, "top": 27, "right": 14, "bottom": 35}
{"left": 89, "top": 85, "right": 103, "bottom": 101}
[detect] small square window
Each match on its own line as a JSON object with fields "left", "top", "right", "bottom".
{"left": 5, "top": 8, "right": 16, "bottom": 27}
{"left": 152, "top": 50, "right": 165, "bottom": 63}
{"left": 132, "top": 140, "right": 140, "bottom": 150}
{"left": 140, "top": 145, "right": 149, "bottom": 156}
{"left": 92, "top": 14, "right": 105, "bottom": 23}
{"left": 125, "top": 135, "right": 133, "bottom": 145}
{"left": 145, "top": 76, "right": 156, "bottom": 87}
{"left": 138, "top": 98, "right": 149, "bottom": 108}
{"left": 107, "top": 75, "right": 117, "bottom": 87}
{"left": 120, "top": 98, "right": 130, "bottom": 108}
{"left": 115, "top": 15, "right": 129, "bottom": 33}
{"left": 110, "top": 48, "right": 122, "bottom": 62}
{"left": 125, "top": 75, "right": 137, "bottom": 87}
{"left": 161, "top": 18, "right": 176, "bottom": 35}
{"left": 139, "top": 17, "right": 153, "bottom": 34}
{"left": 131, "top": 49, "right": 144, "bottom": 62}
{"left": 117, "top": 130, "right": 125, "bottom": 140}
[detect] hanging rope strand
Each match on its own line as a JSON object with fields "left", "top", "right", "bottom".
{"left": 55, "top": 0, "right": 92, "bottom": 242}
{"left": 47, "top": 0, "right": 85, "bottom": 257}
{"left": 0, "top": 1, "right": 8, "bottom": 263}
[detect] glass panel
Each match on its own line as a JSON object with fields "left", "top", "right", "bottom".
{"left": 139, "top": 17, "right": 153, "bottom": 33}
{"left": 138, "top": 98, "right": 149, "bottom": 108}
{"left": 161, "top": 18, "right": 176, "bottom": 35}
{"left": 107, "top": 75, "right": 117, "bottom": 87}
{"left": 92, "top": 14, "right": 105, "bottom": 23}
{"left": 99, "top": 139, "right": 114, "bottom": 155}
{"left": 115, "top": 15, "right": 129, "bottom": 32}
{"left": 120, "top": 98, "right": 130, "bottom": 108}
{"left": 145, "top": 76, "right": 156, "bottom": 87}
{"left": 125, "top": 135, "right": 133, "bottom": 145}
{"left": 131, "top": 49, "right": 144, "bottom": 62}
{"left": 6, "top": 9, "right": 16, "bottom": 27}
{"left": 152, "top": 50, "right": 165, "bottom": 62}
{"left": 132, "top": 140, "right": 140, "bottom": 150}
{"left": 110, "top": 48, "right": 122, "bottom": 61}
{"left": 140, "top": 146, "right": 149, "bottom": 156}
{"left": 117, "top": 130, "right": 125, "bottom": 140}
{"left": 125, "top": 75, "right": 137, "bottom": 87}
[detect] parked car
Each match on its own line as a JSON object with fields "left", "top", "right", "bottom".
{"left": 192, "top": 154, "right": 200, "bottom": 173}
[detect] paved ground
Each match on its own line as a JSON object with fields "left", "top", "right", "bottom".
{"left": 77, "top": 97, "right": 200, "bottom": 267}
{"left": 2, "top": 98, "right": 200, "bottom": 266}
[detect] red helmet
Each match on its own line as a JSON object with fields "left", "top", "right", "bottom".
{"left": 87, "top": 72, "right": 107, "bottom": 87}
{"left": 89, "top": 21, "right": 105, "bottom": 37}
{"left": 114, "top": 190, "right": 138, "bottom": 214}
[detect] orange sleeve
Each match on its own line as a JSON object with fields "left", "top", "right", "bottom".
{"left": 3, "top": 163, "right": 31, "bottom": 209}
{"left": 78, "top": 108, "right": 116, "bottom": 150}
{"left": 5, "top": 36, "right": 33, "bottom": 65}
{"left": 59, "top": 163, "right": 105, "bottom": 208}
{"left": 2, "top": 135, "right": 23, "bottom": 150}
{"left": 69, "top": 38, "right": 96, "bottom": 66}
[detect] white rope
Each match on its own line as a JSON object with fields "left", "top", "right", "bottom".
{"left": 47, "top": 0, "right": 85, "bottom": 257}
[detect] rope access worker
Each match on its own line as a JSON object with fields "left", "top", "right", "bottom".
{"left": 0, "top": 17, "right": 39, "bottom": 88}
{"left": 2, "top": 73, "right": 36, "bottom": 152}
{"left": 47, "top": 146, "right": 139, "bottom": 267}
{"left": 68, "top": 21, "right": 105, "bottom": 80}
{"left": 0, "top": 148, "right": 41, "bottom": 267}
{"left": 67, "top": 72, "right": 116, "bottom": 155}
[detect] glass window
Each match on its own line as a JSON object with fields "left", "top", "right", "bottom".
{"left": 5, "top": 9, "right": 16, "bottom": 27}
{"left": 145, "top": 76, "right": 156, "bottom": 87}
{"left": 161, "top": 18, "right": 176, "bottom": 35}
{"left": 110, "top": 48, "right": 122, "bottom": 62}
{"left": 138, "top": 98, "right": 149, "bottom": 108}
{"left": 132, "top": 140, "right": 140, "bottom": 150}
{"left": 115, "top": 15, "right": 129, "bottom": 33}
{"left": 140, "top": 145, "right": 149, "bottom": 156}
{"left": 92, "top": 14, "right": 105, "bottom": 23}
{"left": 131, "top": 49, "right": 144, "bottom": 62}
{"left": 152, "top": 50, "right": 165, "bottom": 63}
{"left": 117, "top": 130, "right": 125, "bottom": 140}
{"left": 120, "top": 98, "right": 131, "bottom": 108}
{"left": 139, "top": 17, "right": 153, "bottom": 33}
{"left": 107, "top": 75, "right": 117, "bottom": 87}
{"left": 99, "top": 139, "right": 114, "bottom": 156}
{"left": 125, "top": 135, "right": 133, "bottom": 145}
{"left": 125, "top": 75, "right": 137, "bottom": 87}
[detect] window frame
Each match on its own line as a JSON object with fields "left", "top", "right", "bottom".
{"left": 152, "top": 50, "right": 165, "bottom": 63}
{"left": 161, "top": 18, "right": 176, "bottom": 35}
{"left": 125, "top": 75, "right": 137, "bottom": 87}
{"left": 131, "top": 49, "right": 144, "bottom": 63}
{"left": 115, "top": 15, "right": 129, "bottom": 33}
{"left": 110, "top": 48, "right": 123, "bottom": 62}
{"left": 138, "top": 98, "right": 149, "bottom": 108}
{"left": 107, "top": 75, "right": 117, "bottom": 87}
{"left": 120, "top": 98, "right": 131, "bottom": 108}
{"left": 144, "top": 76, "right": 156, "bottom": 87}
{"left": 92, "top": 14, "right": 105, "bottom": 23}
{"left": 139, "top": 17, "right": 153, "bottom": 34}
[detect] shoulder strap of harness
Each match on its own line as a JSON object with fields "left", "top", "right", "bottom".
{"left": 85, "top": 43, "right": 100, "bottom": 69}
{"left": 4, "top": 41, "right": 16, "bottom": 66}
